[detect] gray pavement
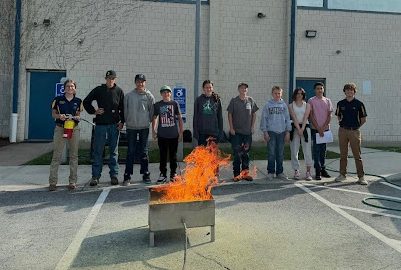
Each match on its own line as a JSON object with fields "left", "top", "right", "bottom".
{"left": 1, "top": 143, "right": 401, "bottom": 269}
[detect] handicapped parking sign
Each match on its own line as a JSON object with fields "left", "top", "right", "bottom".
{"left": 55, "top": 83, "right": 64, "bottom": 97}
{"left": 173, "top": 87, "right": 186, "bottom": 123}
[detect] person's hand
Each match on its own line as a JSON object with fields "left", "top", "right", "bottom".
{"left": 72, "top": 115, "right": 80, "bottom": 121}
{"left": 95, "top": 108, "right": 104, "bottom": 115}
{"left": 251, "top": 127, "right": 255, "bottom": 134}
{"left": 117, "top": 122, "right": 124, "bottom": 130}
{"left": 285, "top": 132, "right": 290, "bottom": 143}
{"left": 318, "top": 127, "right": 324, "bottom": 137}
{"left": 263, "top": 132, "right": 270, "bottom": 142}
{"left": 59, "top": 114, "right": 66, "bottom": 121}
{"left": 152, "top": 131, "right": 157, "bottom": 140}
{"left": 178, "top": 131, "right": 183, "bottom": 141}
{"left": 297, "top": 127, "right": 303, "bottom": 136}
{"left": 229, "top": 128, "right": 235, "bottom": 136}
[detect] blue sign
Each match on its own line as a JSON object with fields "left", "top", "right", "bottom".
{"left": 173, "top": 87, "right": 186, "bottom": 123}
{"left": 55, "top": 83, "right": 64, "bottom": 97}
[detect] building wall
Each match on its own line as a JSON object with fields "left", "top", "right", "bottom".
{"left": 0, "top": 0, "right": 14, "bottom": 138}
{"left": 297, "top": 9, "right": 401, "bottom": 144}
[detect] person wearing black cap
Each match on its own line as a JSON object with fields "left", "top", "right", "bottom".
{"left": 83, "top": 70, "right": 125, "bottom": 186}
{"left": 227, "top": 82, "right": 259, "bottom": 181}
{"left": 122, "top": 74, "right": 155, "bottom": 185}
{"left": 152, "top": 85, "right": 184, "bottom": 183}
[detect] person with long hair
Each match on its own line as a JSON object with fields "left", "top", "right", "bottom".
{"left": 289, "top": 87, "right": 313, "bottom": 180}
{"left": 193, "top": 80, "right": 223, "bottom": 146}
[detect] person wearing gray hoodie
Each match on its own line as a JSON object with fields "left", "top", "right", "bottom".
{"left": 123, "top": 74, "right": 155, "bottom": 185}
{"left": 260, "top": 86, "right": 291, "bottom": 180}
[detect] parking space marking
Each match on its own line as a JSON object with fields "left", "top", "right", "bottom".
{"left": 336, "top": 204, "right": 401, "bottom": 220}
{"left": 55, "top": 187, "right": 111, "bottom": 270}
{"left": 295, "top": 183, "right": 401, "bottom": 254}
{"left": 304, "top": 183, "right": 401, "bottom": 201}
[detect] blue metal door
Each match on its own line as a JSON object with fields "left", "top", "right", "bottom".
{"left": 28, "top": 71, "right": 66, "bottom": 140}
{"left": 295, "top": 78, "right": 326, "bottom": 102}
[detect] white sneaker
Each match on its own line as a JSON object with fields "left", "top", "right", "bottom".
{"left": 157, "top": 173, "right": 167, "bottom": 184}
{"left": 357, "top": 176, "right": 368, "bottom": 185}
{"left": 305, "top": 172, "right": 313, "bottom": 181}
{"left": 293, "top": 170, "right": 301, "bottom": 180}
{"left": 335, "top": 174, "right": 347, "bottom": 182}
{"left": 277, "top": 173, "right": 288, "bottom": 180}
{"left": 267, "top": 173, "right": 275, "bottom": 180}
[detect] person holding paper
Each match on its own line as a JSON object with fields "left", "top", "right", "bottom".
{"left": 308, "top": 82, "right": 333, "bottom": 180}
{"left": 334, "top": 83, "right": 368, "bottom": 185}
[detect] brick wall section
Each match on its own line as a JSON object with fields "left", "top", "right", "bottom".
{"left": 297, "top": 9, "right": 401, "bottom": 143}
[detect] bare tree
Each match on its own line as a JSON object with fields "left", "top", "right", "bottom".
{"left": 22, "top": 0, "right": 144, "bottom": 70}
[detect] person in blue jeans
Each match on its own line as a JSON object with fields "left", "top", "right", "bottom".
{"left": 260, "top": 86, "right": 291, "bottom": 180}
{"left": 83, "top": 70, "right": 125, "bottom": 186}
{"left": 123, "top": 74, "right": 155, "bottom": 185}
{"left": 227, "top": 82, "right": 258, "bottom": 181}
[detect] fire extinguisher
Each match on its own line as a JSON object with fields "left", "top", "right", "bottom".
{"left": 63, "top": 114, "right": 76, "bottom": 139}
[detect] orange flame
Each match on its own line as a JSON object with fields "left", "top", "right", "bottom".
{"left": 151, "top": 141, "right": 230, "bottom": 203}
{"left": 233, "top": 166, "right": 257, "bottom": 182}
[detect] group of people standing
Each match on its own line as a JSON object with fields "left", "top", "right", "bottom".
{"left": 47, "top": 70, "right": 368, "bottom": 191}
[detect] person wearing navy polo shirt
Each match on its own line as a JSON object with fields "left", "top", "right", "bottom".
{"left": 83, "top": 70, "right": 125, "bottom": 186}
{"left": 335, "top": 82, "right": 368, "bottom": 185}
{"left": 49, "top": 79, "right": 83, "bottom": 191}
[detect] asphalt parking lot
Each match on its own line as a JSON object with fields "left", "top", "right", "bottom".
{"left": 1, "top": 168, "right": 401, "bottom": 270}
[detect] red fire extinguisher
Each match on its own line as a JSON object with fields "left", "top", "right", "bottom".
{"left": 63, "top": 115, "right": 75, "bottom": 139}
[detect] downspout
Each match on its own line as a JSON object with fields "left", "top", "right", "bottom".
{"left": 10, "top": 0, "right": 22, "bottom": 143}
{"left": 289, "top": 0, "right": 297, "bottom": 97}
{"left": 194, "top": 0, "right": 201, "bottom": 99}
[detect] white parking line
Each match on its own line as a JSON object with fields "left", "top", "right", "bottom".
{"left": 336, "top": 204, "right": 401, "bottom": 220}
{"left": 295, "top": 183, "right": 401, "bottom": 254}
{"left": 55, "top": 187, "right": 111, "bottom": 270}
{"left": 381, "top": 181, "right": 401, "bottom": 191}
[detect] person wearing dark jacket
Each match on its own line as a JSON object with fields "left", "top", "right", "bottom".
{"left": 193, "top": 80, "right": 223, "bottom": 146}
{"left": 83, "top": 70, "right": 124, "bottom": 186}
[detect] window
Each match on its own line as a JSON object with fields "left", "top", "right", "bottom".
{"left": 328, "top": 0, "right": 401, "bottom": 13}
{"left": 298, "top": 0, "right": 324, "bottom": 7}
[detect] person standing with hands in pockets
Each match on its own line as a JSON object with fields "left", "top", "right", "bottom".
{"left": 308, "top": 82, "right": 333, "bottom": 180}
{"left": 334, "top": 82, "right": 368, "bottom": 185}
{"left": 83, "top": 70, "right": 125, "bottom": 186}
{"left": 48, "top": 79, "right": 83, "bottom": 191}
{"left": 227, "top": 82, "right": 258, "bottom": 181}
{"left": 152, "top": 85, "right": 184, "bottom": 183}
{"left": 260, "top": 86, "right": 291, "bottom": 181}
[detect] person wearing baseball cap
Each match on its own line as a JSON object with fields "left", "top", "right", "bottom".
{"left": 122, "top": 74, "right": 155, "bottom": 185}
{"left": 152, "top": 85, "right": 184, "bottom": 183}
{"left": 227, "top": 82, "right": 259, "bottom": 181}
{"left": 83, "top": 70, "right": 125, "bottom": 186}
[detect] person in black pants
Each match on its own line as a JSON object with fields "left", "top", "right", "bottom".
{"left": 152, "top": 85, "right": 184, "bottom": 183}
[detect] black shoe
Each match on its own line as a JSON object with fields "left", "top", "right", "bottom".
{"left": 157, "top": 173, "right": 167, "bottom": 184}
{"left": 123, "top": 173, "right": 131, "bottom": 181}
{"left": 110, "top": 176, "right": 119, "bottom": 185}
{"left": 321, "top": 169, "right": 331, "bottom": 178}
{"left": 89, "top": 177, "right": 99, "bottom": 186}
{"left": 315, "top": 175, "right": 322, "bottom": 180}
{"left": 142, "top": 172, "right": 151, "bottom": 184}
{"left": 170, "top": 173, "right": 178, "bottom": 182}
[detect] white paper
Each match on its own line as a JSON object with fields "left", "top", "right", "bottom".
{"left": 362, "top": 80, "right": 371, "bottom": 95}
{"left": 316, "top": 130, "right": 333, "bottom": 144}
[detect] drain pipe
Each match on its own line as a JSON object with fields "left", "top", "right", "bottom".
{"left": 288, "top": 0, "right": 297, "bottom": 96}
{"left": 10, "top": 0, "right": 22, "bottom": 143}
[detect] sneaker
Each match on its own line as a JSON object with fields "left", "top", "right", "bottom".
{"left": 267, "top": 173, "right": 275, "bottom": 180}
{"left": 242, "top": 175, "right": 253, "bottom": 181}
{"left": 315, "top": 174, "right": 321, "bottom": 180}
{"left": 68, "top": 183, "right": 76, "bottom": 190}
{"left": 335, "top": 174, "right": 347, "bottom": 182}
{"left": 122, "top": 179, "right": 130, "bottom": 186}
{"left": 89, "top": 177, "right": 99, "bottom": 186}
{"left": 170, "top": 174, "right": 178, "bottom": 182}
{"left": 321, "top": 169, "right": 331, "bottom": 178}
{"left": 305, "top": 172, "right": 313, "bottom": 181}
{"left": 49, "top": 184, "right": 57, "bottom": 191}
{"left": 357, "top": 176, "right": 368, "bottom": 185}
{"left": 293, "top": 170, "right": 301, "bottom": 180}
{"left": 277, "top": 173, "right": 288, "bottom": 180}
{"left": 123, "top": 173, "right": 131, "bottom": 181}
{"left": 110, "top": 176, "right": 119, "bottom": 185}
{"left": 157, "top": 173, "right": 167, "bottom": 184}
{"left": 233, "top": 173, "right": 240, "bottom": 182}
{"left": 142, "top": 172, "right": 151, "bottom": 184}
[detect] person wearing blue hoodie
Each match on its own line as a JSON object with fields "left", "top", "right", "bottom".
{"left": 260, "top": 86, "right": 291, "bottom": 180}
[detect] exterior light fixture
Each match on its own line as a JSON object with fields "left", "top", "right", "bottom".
{"left": 305, "top": 30, "right": 317, "bottom": 38}
{"left": 257, "top": 12, "right": 266, "bottom": 18}
{"left": 43, "top": 19, "right": 51, "bottom": 26}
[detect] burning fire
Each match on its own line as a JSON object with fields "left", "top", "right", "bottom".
{"left": 151, "top": 141, "right": 230, "bottom": 203}
{"left": 233, "top": 166, "right": 257, "bottom": 182}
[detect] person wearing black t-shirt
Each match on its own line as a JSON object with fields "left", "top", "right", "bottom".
{"left": 334, "top": 83, "right": 368, "bottom": 185}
